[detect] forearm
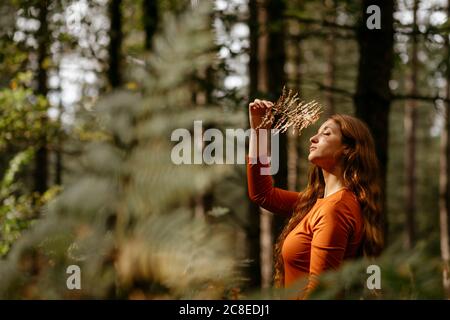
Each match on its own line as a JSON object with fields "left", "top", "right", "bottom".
{"left": 248, "top": 128, "right": 271, "bottom": 160}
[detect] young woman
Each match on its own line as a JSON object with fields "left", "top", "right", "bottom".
{"left": 247, "top": 99, "right": 384, "bottom": 298}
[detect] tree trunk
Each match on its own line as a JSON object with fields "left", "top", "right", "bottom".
{"left": 354, "top": 0, "right": 394, "bottom": 244}
{"left": 256, "top": 0, "right": 273, "bottom": 290}
{"left": 249, "top": 0, "right": 289, "bottom": 289}
{"left": 324, "top": 0, "right": 336, "bottom": 117}
{"left": 244, "top": 0, "right": 262, "bottom": 290}
{"left": 108, "top": 0, "right": 122, "bottom": 88}
{"left": 267, "top": 0, "right": 288, "bottom": 262}
{"left": 55, "top": 68, "right": 63, "bottom": 186}
{"left": 294, "top": 23, "right": 305, "bottom": 190}
{"left": 143, "top": 0, "right": 158, "bottom": 50}
{"left": 404, "top": 0, "right": 419, "bottom": 249}
{"left": 287, "top": 18, "right": 302, "bottom": 192}
{"left": 34, "top": 0, "right": 50, "bottom": 194}
{"left": 439, "top": 0, "right": 450, "bottom": 299}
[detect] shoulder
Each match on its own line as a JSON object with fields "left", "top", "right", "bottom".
{"left": 318, "top": 189, "right": 360, "bottom": 212}
{"left": 335, "top": 190, "right": 361, "bottom": 213}
{"left": 312, "top": 190, "right": 362, "bottom": 230}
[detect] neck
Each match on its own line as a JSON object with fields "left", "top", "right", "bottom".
{"left": 321, "top": 166, "right": 345, "bottom": 197}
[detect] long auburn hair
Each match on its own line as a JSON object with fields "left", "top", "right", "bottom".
{"left": 273, "top": 114, "right": 384, "bottom": 287}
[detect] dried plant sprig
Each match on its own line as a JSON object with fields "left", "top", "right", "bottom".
{"left": 257, "top": 86, "right": 323, "bottom": 135}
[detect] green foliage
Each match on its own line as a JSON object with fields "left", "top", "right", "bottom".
{"left": 0, "top": 148, "right": 59, "bottom": 258}
{"left": 0, "top": 1, "right": 242, "bottom": 299}
{"left": 243, "top": 238, "right": 444, "bottom": 300}
{"left": 306, "top": 239, "right": 444, "bottom": 299}
{"left": 0, "top": 72, "right": 57, "bottom": 151}
{"left": 0, "top": 148, "right": 35, "bottom": 257}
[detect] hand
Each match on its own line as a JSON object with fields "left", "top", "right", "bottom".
{"left": 248, "top": 99, "right": 274, "bottom": 129}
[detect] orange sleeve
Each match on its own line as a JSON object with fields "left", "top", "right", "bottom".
{"left": 246, "top": 155, "right": 299, "bottom": 218}
{"left": 306, "top": 200, "right": 355, "bottom": 295}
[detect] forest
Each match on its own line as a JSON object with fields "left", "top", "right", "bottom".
{"left": 0, "top": 0, "right": 449, "bottom": 300}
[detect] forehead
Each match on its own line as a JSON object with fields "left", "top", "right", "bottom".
{"left": 318, "top": 119, "right": 340, "bottom": 131}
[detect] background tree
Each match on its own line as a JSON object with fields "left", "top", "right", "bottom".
{"left": 354, "top": 0, "right": 394, "bottom": 241}
{"left": 108, "top": 0, "right": 123, "bottom": 88}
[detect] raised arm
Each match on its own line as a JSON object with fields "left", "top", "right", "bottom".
{"left": 246, "top": 99, "right": 300, "bottom": 218}
{"left": 247, "top": 157, "right": 299, "bottom": 217}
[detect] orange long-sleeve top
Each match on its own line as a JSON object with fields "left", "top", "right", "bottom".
{"left": 247, "top": 156, "right": 363, "bottom": 295}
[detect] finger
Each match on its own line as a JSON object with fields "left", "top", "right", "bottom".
{"left": 253, "top": 101, "right": 262, "bottom": 108}
{"left": 250, "top": 102, "right": 260, "bottom": 110}
{"left": 261, "top": 101, "right": 272, "bottom": 109}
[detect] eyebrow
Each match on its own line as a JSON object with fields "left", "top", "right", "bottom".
{"left": 318, "top": 126, "right": 332, "bottom": 133}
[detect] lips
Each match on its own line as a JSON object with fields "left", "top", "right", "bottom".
{"left": 309, "top": 146, "right": 317, "bottom": 152}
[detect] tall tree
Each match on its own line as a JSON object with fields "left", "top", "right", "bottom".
{"left": 354, "top": 0, "right": 394, "bottom": 243}
{"left": 404, "top": 0, "right": 419, "bottom": 249}
{"left": 143, "top": 0, "right": 158, "bottom": 50}
{"left": 323, "top": 0, "right": 336, "bottom": 116}
{"left": 249, "top": 0, "right": 289, "bottom": 289}
{"left": 286, "top": 2, "right": 304, "bottom": 193}
{"left": 267, "top": 0, "right": 288, "bottom": 253}
{"left": 34, "top": 0, "right": 50, "bottom": 194}
{"left": 439, "top": 0, "right": 450, "bottom": 299}
{"left": 108, "top": 0, "right": 123, "bottom": 88}
{"left": 245, "top": 0, "right": 262, "bottom": 289}
{"left": 256, "top": 0, "right": 273, "bottom": 289}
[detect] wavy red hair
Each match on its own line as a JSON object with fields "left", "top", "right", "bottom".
{"left": 273, "top": 114, "right": 384, "bottom": 287}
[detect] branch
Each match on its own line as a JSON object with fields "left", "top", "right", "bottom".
{"left": 392, "top": 93, "right": 450, "bottom": 103}
{"left": 288, "top": 32, "right": 356, "bottom": 41}
{"left": 315, "top": 82, "right": 354, "bottom": 98}
{"left": 314, "top": 83, "right": 450, "bottom": 104}
{"left": 284, "top": 13, "right": 356, "bottom": 31}
{"left": 285, "top": 14, "right": 450, "bottom": 40}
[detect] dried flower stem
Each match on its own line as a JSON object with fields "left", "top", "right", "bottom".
{"left": 257, "top": 86, "right": 323, "bottom": 135}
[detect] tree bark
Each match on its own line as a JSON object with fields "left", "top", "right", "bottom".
{"left": 404, "top": 0, "right": 419, "bottom": 249}
{"left": 439, "top": 0, "right": 450, "bottom": 299}
{"left": 108, "top": 0, "right": 123, "bottom": 88}
{"left": 354, "top": 0, "right": 394, "bottom": 244}
{"left": 324, "top": 0, "right": 336, "bottom": 117}
{"left": 293, "top": 20, "right": 305, "bottom": 190}
{"left": 55, "top": 69, "right": 63, "bottom": 186}
{"left": 142, "top": 0, "right": 158, "bottom": 50}
{"left": 266, "top": 0, "right": 288, "bottom": 259}
{"left": 244, "top": 0, "right": 262, "bottom": 290}
{"left": 256, "top": 0, "right": 272, "bottom": 290}
{"left": 287, "top": 19, "right": 302, "bottom": 192}
{"left": 34, "top": 0, "right": 50, "bottom": 194}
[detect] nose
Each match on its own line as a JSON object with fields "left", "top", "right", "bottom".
{"left": 309, "top": 134, "right": 318, "bottom": 144}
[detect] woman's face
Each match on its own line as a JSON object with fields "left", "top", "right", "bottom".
{"left": 308, "top": 119, "right": 346, "bottom": 170}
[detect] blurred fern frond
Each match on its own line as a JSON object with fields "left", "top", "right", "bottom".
{"left": 0, "top": 0, "right": 242, "bottom": 299}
